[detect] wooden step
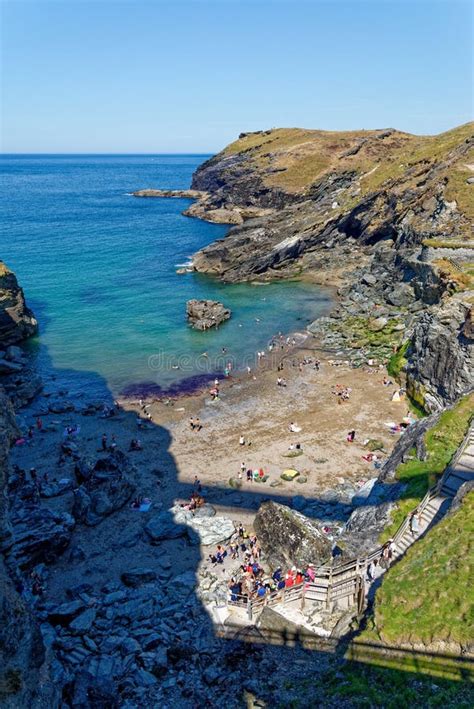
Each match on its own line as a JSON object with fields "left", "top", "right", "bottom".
{"left": 440, "top": 484, "right": 458, "bottom": 497}
{"left": 448, "top": 470, "right": 474, "bottom": 484}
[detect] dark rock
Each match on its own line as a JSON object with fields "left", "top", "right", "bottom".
{"left": 121, "top": 568, "right": 158, "bottom": 588}
{"left": 406, "top": 297, "right": 474, "bottom": 411}
{"left": 66, "top": 583, "right": 94, "bottom": 600}
{"left": 68, "top": 545, "right": 86, "bottom": 562}
{"left": 449, "top": 481, "right": 474, "bottom": 515}
{"left": 385, "top": 283, "right": 415, "bottom": 307}
{"left": 186, "top": 299, "right": 231, "bottom": 330}
{"left": 379, "top": 413, "right": 441, "bottom": 481}
{"left": 0, "top": 262, "right": 38, "bottom": 345}
{"left": 0, "top": 358, "right": 23, "bottom": 374}
{"left": 12, "top": 507, "right": 75, "bottom": 569}
{"left": 65, "top": 671, "right": 118, "bottom": 709}
{"left": 69, "top": 608, "right": 97, "bottom": 635}
{"left": 145, "top": 512, "right": 187, "bottom": 543}
{"left": 71, "top": 453, "right": 136, "bottom": 526}
{"left": 254, "top": 501, "right": 332, "bottom": 569}
{"left": 47, "top": 600, "right": 86, "bottom": 625}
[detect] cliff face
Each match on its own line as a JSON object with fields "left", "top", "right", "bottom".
{"left": 0, "top": 268, "right": 52, "bottom": 706}
{"left": 0, "top": 390, "right": 57, "bottom": 708}
{"left": 0, "top": 263, "right": 38, "bottom": 346}
{"left": 406, "top": 296, "right": 474, "bottom": 411}
{"left": 189, "top": 123, "right": 474, "bottom": 409}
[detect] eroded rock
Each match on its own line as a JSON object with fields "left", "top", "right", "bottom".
{"left": 254, "top": 501, "right": 332, "bottom": 569}
{"left": 186, "top": 299, "right": 231, "bottom": 330}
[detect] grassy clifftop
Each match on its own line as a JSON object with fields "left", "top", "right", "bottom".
{"left": 221, "top": 122, "right": 474, "bottom": 224}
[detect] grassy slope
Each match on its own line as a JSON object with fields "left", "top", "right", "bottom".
{"left": 221, "top": 123, "right": 474, "bottom": 225}
{"left": 362, "top": 491, "right": 474, "bottom": 650}
{"left": 381, "top": 392, "right": 474, "bottom": 541}
{"left": 321, "top": 662, "right": 474, "bottom": 707}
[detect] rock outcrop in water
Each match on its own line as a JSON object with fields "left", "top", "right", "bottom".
{"left": 186, "top": 299, "right": 231, "bottom": 330}
{"left": 0, "top": 262, "right": 38, "bottom": 346}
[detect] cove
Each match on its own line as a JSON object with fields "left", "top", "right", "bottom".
{"left": 0, "top": 154, "right": 333, "bottom": 398}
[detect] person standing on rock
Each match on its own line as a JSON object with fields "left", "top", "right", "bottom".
{"left": 101, "top": 433, "right": 107, "bottom": 451}
{"left": 36, "top": 417, "right": 43, "bottom": 431}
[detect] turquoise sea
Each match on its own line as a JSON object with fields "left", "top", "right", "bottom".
{"left": 0, "top": 155, "right": 332, "bottom": 398}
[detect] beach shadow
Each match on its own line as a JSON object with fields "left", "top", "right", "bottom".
{"left": 5, "top": 341, "right": 473, "bottom": 707}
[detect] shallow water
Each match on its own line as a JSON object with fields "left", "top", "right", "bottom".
{"left": 0, "top": 154, "right": 332, "bottom": 398}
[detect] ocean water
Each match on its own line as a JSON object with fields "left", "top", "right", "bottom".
{"left": 0, "top": 155, "right": 332, "bottom": 398}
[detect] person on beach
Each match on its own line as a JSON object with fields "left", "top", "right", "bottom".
{"left": 239, "top": 434, "right": 245, "bottom": 446}
{"left": 347, "top": 429, "right": 356, "bottom": 443}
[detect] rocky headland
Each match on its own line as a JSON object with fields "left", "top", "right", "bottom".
{"left": 160, "top": 123, "right": 473, "bottom": 412}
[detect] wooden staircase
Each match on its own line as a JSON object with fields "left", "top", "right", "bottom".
{"left": 227, "top": 423, "right": 474, "bottom": 618}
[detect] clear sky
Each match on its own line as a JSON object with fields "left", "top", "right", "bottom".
{"left": 1, "top": 0, "right": 472, "bottom": 153}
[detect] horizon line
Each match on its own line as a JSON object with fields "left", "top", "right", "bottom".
{"left": 0, "top": 152, "right": 216, "bottom": 156}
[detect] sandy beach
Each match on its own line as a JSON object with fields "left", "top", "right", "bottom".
{"left": 9, "top": 329, "right": 409, "bottom": 603}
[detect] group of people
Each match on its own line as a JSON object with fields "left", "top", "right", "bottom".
{"left": 229, "top": 560, "right": 318, "bottom": 603}
{"left": 332, "top": 384, "right": 352, "bottom": 403}
{"left": 189, "top": 417, "right": 202, "bottom": 432}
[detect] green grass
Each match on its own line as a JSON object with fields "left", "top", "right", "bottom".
{"left": 323, "top": 663, "right": 474, "bottom": 705}
{"left": 381, "top": 392, "right": 474, "bottom": 542}
{"left": 366, "top": 491, "right": 474, "bottom": 649}
{"left": 423, "top": 239, "right": 474, "bottom": 249}
{"left": 387, "top": 340, "right": 410, "bottom": 379}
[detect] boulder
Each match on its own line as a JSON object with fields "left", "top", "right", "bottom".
{"left": 186, "top": 299, "right": 231, "bottom": 330}
{"left": 184, "top": 516, "right": 235, "bottom": 546}
{"left": 71, "top": 452, "right": 136, "bottom": 526}
{"left": 171, "top": 505, "right": 234, "bottom": 545}
{"left": 367, "top": 317, "right": 388, "bottom": 332}
{"left": 361, "top": 273, "right": 377, "bottom": 286}
{"left": 253, "top": 501, "right": 332, "bottom": 569}
{"left": 121, "top": 568, "right": 157, "bottom": 588}
{"left": 46, "top": 600, "right": 86, "bottom": 625}
{"left": 280, "top": 468, "right": 300, "bottom": 481}
{"left": 145, "top": 512, "right": 187, "bottom": 543}
{"left": 5, "top": 345, "right": 24, "bottom": 362}
{"left": 12, "top": 507, "right": 75, "bottom": 569}
{"left": 0, "top": 357, "right": 23, "bottom": 374}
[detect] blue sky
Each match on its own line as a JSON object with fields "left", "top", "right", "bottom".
{"left": 1, "top": 0, "right": 472, "bottom": 152}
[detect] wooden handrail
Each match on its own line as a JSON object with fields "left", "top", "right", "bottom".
{"left": 226, "top": 424, "right": 474, "bottom": 616}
